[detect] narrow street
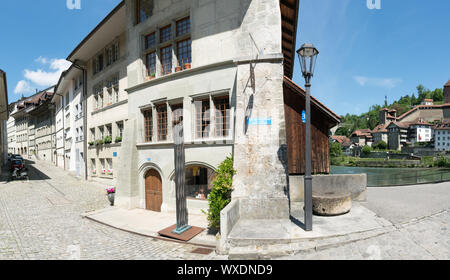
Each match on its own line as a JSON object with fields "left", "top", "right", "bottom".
{"left": 0, "top": 159, "right": 220, "bottom": 260}
{"left": 0, "top": 159, "right": 449, "bottom": 260}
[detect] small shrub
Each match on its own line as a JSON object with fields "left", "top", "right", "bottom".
{"left": 362, "top": 145, "right": 372, "bottom": 156}
{"left": 203, "top": 156, "right": 236, "bottom": 232}
{"left": 115, "top": 136, "right": 122, "bottom": 143}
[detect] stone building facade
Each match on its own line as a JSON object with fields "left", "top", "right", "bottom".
{"left": 66, "top": 2, "right": 128, "bottom": 184}
{"left": 115, "top": 0, "right": 300, "bottom": 221}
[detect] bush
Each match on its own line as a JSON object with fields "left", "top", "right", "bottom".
{"left": 203, "top": 156, "right": 236, "bottom": 231}
{"left": 329, "top": 142, "right": 343, "bottom": 158}
{"left": 115, "top": 136, "right": 122, "bottom": 143}
{"left": 435, "top": 156, "right": 449, "bottom": 167}
{"left": 373, "top": 140, "right": 387, "bottom": 150}
{"left": 362, "top": 145, "right": 372, "bottom": 156}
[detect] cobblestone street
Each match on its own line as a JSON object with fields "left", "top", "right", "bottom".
{"left": 0, "top": 159, "right": 222, "bottom": 260}
{"left": 0, "top": 159, "right": 449, "bottom": 260}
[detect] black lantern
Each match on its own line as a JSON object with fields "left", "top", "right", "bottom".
{"left": 297, "top": 43, "right": 319, "bottom": 80}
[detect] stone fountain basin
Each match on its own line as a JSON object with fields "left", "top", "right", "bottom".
{"left": 312, "top": 191, "right": 352, "bottom": 217}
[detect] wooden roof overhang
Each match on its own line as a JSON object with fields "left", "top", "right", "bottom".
{"left": 280, "top": 0, "right": 299, "bottom": 79}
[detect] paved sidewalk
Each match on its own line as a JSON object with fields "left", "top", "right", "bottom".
{"left": 84, "top": 207, "right": 216, "bottom": 247}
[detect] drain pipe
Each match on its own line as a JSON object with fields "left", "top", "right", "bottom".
{"left": 72, "top": 60, "right": 88, "bottom": 181}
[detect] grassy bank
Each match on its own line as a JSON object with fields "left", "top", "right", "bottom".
{"left": 331, "top": 156, "right": 450, "bottom": 168}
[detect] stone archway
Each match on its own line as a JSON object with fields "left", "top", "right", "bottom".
{"left": 145, "top": 169, "right": 163, "bottom": 212}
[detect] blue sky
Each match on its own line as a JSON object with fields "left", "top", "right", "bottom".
{"left": 1, "top": 0, "right": 449, "bottom": 116}
{"left": 0, "top": 0, "right": 121, "bottom": 102}
{"left": 292, "top": 0, "right": 450, "bottom": 115}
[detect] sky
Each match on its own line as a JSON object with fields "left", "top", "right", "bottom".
{"left": 1, "top": 0, "right": 449, "bottom": 116}
{"left": 0, "top": 0, "right": 122, "bottom": 103}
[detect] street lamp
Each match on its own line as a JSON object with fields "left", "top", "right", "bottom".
{"left": 297, "top": 43, "right": 319, "bottom": 231}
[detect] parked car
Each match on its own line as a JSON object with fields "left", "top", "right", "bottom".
{"left": 10, "top": 159, "right": 24, "bottom": 173}
{"left": 12, "top": 154, "right": 24, "bottom": 161}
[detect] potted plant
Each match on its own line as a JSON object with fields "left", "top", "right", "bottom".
{"left": 115, "top": 136, "right": 122, "bottom": 143}
{"left": 184, "top": 62, "right": 191, "bottom": 70}
{"left": 92, "top": 169, "right": 97, "bottom": 175}
{"left": 88, "top": 141, "right": 94, "bottom": 146}
{"left": 107, "top": 169, "right": 113, "bottom": 176}
{"left": 104, "top": 136, "right": 113, "bottom": 144}
{"left": 106, "top": 187, "right": 115, "bottom": 206}
{"left": 175, "top": 65, "right": 182, "bottom": 72}
{"left": 95, "top": 139, "right": 104, "bottom": 146}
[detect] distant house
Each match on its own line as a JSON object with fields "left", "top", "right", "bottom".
{"left": 371, "top": 122, "right": 391, "bottom": 144}
{"left": 330, "top": 135, "right": 350, "bottom": 144}
{"left": 434, "top": 119, "right": 450, "bottom": 151}
{"left": 408, "top": 120, "right": 433, "bottom": 146}
{"left": 350, "top": 129, "right": 373, "bottom": 147}
{"left": 421, "top": 99, "right": 434, "bottom": 106}
{"left": 387, "top": 122, "right": 410, "bottom": 150}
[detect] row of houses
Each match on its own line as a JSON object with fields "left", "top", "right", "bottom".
{"left": 5, "top": 0, "right": 342, "bottom": 215}
{"left": 334, "top": 85, "right": 450, "bottom": 152}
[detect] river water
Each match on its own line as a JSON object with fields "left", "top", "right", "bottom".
{"left": 331, "top": 166, "right": 450, "bottom": 187}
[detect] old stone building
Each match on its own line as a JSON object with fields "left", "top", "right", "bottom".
{"left": 114, "top": 0, "right": 301, "bottom": 219}
{"left": 53, "top": 65, "right": 86, "bottom": 177}
{"left": 66, "top": 2, "right": 128, "bottom": 184}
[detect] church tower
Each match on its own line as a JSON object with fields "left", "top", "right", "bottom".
{"left": 445, "top": 80, "right": 450, "bottom": 104}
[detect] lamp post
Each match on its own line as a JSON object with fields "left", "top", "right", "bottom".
{"left": 297, "top": 43, "right": 319, "bottom": 231}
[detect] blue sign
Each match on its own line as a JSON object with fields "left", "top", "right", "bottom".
{"left": 302, "top": 110, "right": 307, "bottom": 123}
{"left": 113, "top": 152, "right": 118, "bottom": 158}
{"left": 247, "top": 118, "right": 272, "bottom": 125}
{"left": 147, "top": 158, "right": 151, "bottom": 162}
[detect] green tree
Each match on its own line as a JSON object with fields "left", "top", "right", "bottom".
{"left": 330, "top": 142, "right": 343, "bottom": 158}
{"left": 362, "top": 145, "right": 372, "bottom": 156}
{"left": 373, "top": 140, "right": 387, "bottom": 150}
{"left": 204, "top": 156, "right": 236, "bottom": 231}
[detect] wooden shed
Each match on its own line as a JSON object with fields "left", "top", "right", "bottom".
{"left": 283, "top": 77, "right": 341, "bottom": 175}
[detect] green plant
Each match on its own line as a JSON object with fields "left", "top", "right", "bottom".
{"left": 373, "top": 140, "right": 387, "bottom": 150}
{"left": 104, "top": 136, "right": 112, "bottom": 144}
{"left": 435, "top": 156, "right": 449, "bottom": 167}
{"left": 362, "top": 145, "right": 372, "bottom": 156}
{"left": 203, "top": 156, "right": 236, "bottom": 231}
{"left": 88, "top": 141, "right": 94, "bottom": 146}
{"left": 329, "top": 142, "right": 343, "bottom": 158}
{"left": 115, "top": 136, "right": 122, "bottom": 143}
{"left": 95, "top": 139, "right": 104, "bottom": 146}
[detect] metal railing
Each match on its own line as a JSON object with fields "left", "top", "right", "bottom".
{"left": 367, "top": 169, "right": 450, "bottom": 187}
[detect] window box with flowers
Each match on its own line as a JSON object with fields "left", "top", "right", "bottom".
{"left": 107, "top": 169, "right": 113, "bottom": 176}
{"left": 101, "top": 169, "right": 106, "bottom": 175}
{"left": 92, "top": 169, "right": 97, "bottom": 176}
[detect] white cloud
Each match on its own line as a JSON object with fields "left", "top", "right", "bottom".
{"left": 35, "top": 56, "right": 49, "bottom": 64}
{"left": 14, "top": 80, "right": 33, "bottom": 95}
{"left": 353, "top": 76, "right": 402, "bottom": 89}
{"left": 21, "top": 58, "right": 71, "bottom": 88}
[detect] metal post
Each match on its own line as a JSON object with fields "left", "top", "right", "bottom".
{"left": 173, "top": 119, "right": 191, "bottom": 234}
{"left": 304, "top": 76, "right": 313, "bottom": 231}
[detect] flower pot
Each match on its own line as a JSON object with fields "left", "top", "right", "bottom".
{"left": 184, "top": 63, "right": 191, "bottom": 70}
{"left": 175, "top": 66, "right": 182, "bottom": 72}
{"left": 108, "top": 193, "right": 115, "bottom": 206}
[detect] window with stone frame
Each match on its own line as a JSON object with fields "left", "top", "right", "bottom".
{"left": 214, "top": 96, "right": 230, "bottom": 137}
{"left": 177, "top": 39, "right": 191, "bottom": 69}
{"left": 160, "top": 46, "right": 172, "bottom": 75}
{"left": 116, "top": 121, "right": 124, "bottom": 139}
{"left": 176, "top": 17, "right": 190, "bottom": 37}
{"left": 156, "top": 104, "right": 168, "bottom": 141}
{"left": 145, "top": 51, "right": 156, "bottom": 77}
{"left": 195, "top": 99, "right": 210, "bottom": 139}
{"left": 143, "top": 109, "right": 153, "bottom": 142}
{"left": 136, "top": 0, "right": 153, "bottom": 24}
{"left": 160, "top": 25, "right": 172, "bottom": 44}
{"left": 171, "top": 104, "right": 183, "bottom": 128}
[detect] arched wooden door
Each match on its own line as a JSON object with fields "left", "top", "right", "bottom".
{"left": 145, "top": 169, "right": 162, "bottom": 212}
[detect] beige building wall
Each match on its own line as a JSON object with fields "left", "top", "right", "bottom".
{"left": 86, "top": 31, "right": 128, "bottom": 185}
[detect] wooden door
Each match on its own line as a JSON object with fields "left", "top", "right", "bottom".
{"left": 145, "top": 169, "right": 162, "bottom": 212}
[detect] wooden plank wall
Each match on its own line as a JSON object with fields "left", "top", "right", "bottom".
{"left": 283, "top": 83, "right": 332, "bottom": 175}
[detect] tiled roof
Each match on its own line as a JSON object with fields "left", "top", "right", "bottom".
{"left": 331, "top": 135, "right": 350, "bottom": 144}
{"left": 445, "top": 80, "right": 450, "bottom": 87}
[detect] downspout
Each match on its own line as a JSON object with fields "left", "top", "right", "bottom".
{"left": 72, "top": 60, "right": 88, "bottom": 181}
